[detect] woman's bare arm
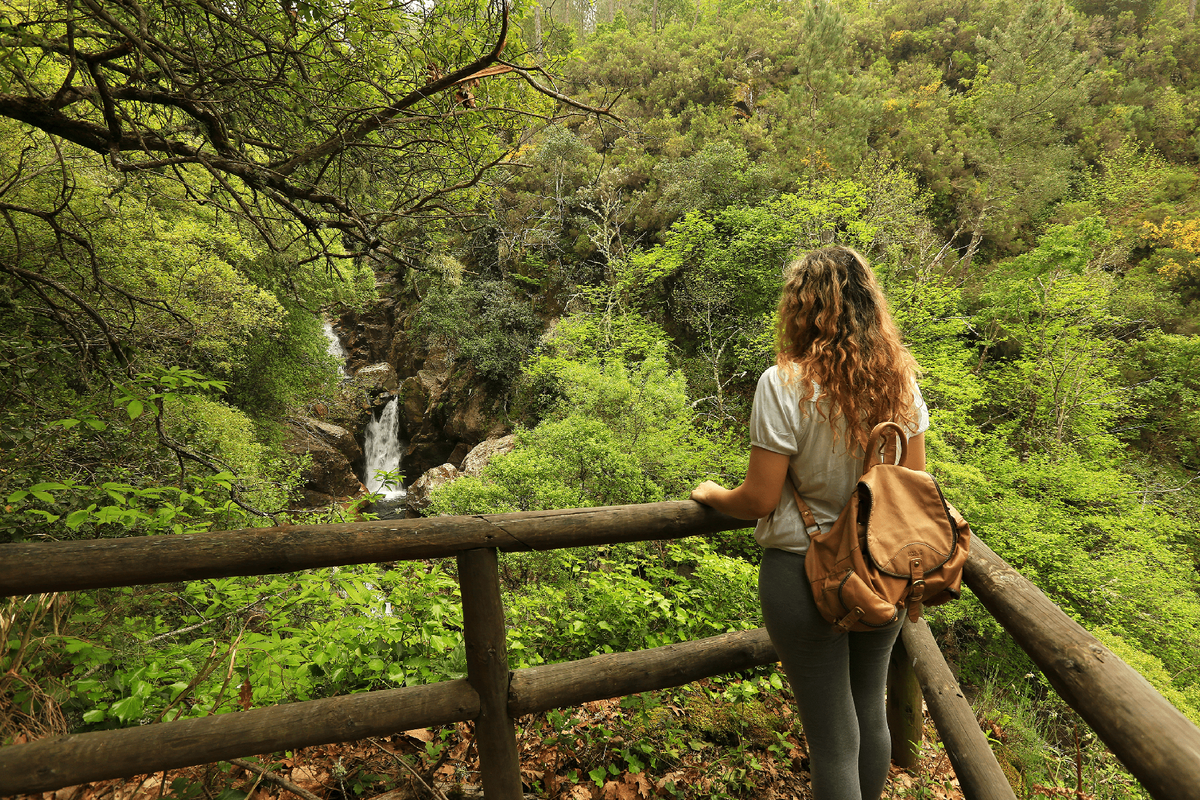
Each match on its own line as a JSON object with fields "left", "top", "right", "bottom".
{"left": 690, "top": 446, "right": 792, "bottom": 520}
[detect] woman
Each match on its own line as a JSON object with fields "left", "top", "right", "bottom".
{"left": 690, "top": 245, "right": 928, "bottom": 800}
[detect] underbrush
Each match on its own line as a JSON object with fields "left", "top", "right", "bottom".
{"left": 1, "top": 540, "right": 759, "bottom": 742}
{"left": 8, "top": 677, "right": 963, "bottom": 800}
{"left": 967, "top": 675, "right": 1150, "bottom": 800}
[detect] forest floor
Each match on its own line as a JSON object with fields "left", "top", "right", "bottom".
{"left": 18, "top": 682, "right": 964, "bottom": 800}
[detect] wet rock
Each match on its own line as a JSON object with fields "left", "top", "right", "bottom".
{"left": 406, "top": 463, "right": 461, "bottom": 514}
{"left": 404, "top": 439, "right": 459, "bottom": 480}
{"left": 461, "top": 434, "right": 518, "bottom": 477}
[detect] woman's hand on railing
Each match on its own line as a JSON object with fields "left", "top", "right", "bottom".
{"left": 690, "top": 447, "right": 791, "bottom": 520}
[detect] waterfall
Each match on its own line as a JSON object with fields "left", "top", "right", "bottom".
{"left": 321, "top": 320, "right": 348, "bottom": 378}
{"left": 363, "top": 398, "right": 406, "bottom": 500}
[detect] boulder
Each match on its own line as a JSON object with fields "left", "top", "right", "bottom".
{"left": 397, "top": 375, "right": 427, "bottom": 437}
{"left": 293, "top": 418, "right": 363, "bottom": 466}
{"left": 447, "top": 441, "right": 472, "bottom": 467}
{"left": 405, "top": 463, "right": 461, "bottom": 514}
{"left": 404, "top": 439, "right": 459, "bottom": 480}
{"left": 438, "top": 363, "right": 508, "bottom": 442}
{"left": 295, "top": 489, "right": 337, "bottom": 509}
{"left": 283, "top": 422, "right": 367, "bottom": 500}
{"left": 461, "top": 434, "right": 518, "bottom": 477}
{"left": 355, "top": 362, "right": 399, "bottom": 393}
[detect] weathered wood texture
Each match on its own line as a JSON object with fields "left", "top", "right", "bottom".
{"left": 886, "top": 634, "right": 923, "bottom": 771}
{"left": 965, "top": 538, "right": 1200, "bottom": 800}
{"left": 458, "top": 549, "right": 522, "bottom": 800}
{"left": 0, "top": 679, "right": 479, "bottom": 795}
{"left": 0, "top": 502, "right": 747, "bottom": 596}
{"left": 900, "top": 618, "right": 1017, "bottom": 800}
{"left": 0, "top": 629, "right": 782, "bottom": 795}
{"left": 509, "top": 628, "right": 778, "bottom": 716}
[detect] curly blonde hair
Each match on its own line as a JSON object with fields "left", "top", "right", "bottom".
{"left": 775, "top": 246, "right": 920, "bottom": 449}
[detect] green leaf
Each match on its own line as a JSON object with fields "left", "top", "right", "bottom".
{"left": 588, "top": 767, "right": 608, "bottom": 787}
{"left": 769, "top": 672, "right": 784, "bottom": 690}
{"left": 126, "top": 399, "right": 145, "bottom": 420}
{"left": 6, "top": 490, "right": 27, "bottom": 503}
{"left": 65, "top": 507, "right": 94, "bottom": 529}
{"left": 30, "top": 482, "right": 66, "bottom": 492}
{"left": 109, "top": 695, "right": 144, "bottom": 723}
{"left": 82, "top": 709, "right": 106, "bottom": 723}
{"left": 84, "top": 418, "right": 107, "bottom": 430}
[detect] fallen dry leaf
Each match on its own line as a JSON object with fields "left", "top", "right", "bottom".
{"left": 623, "top": 772, "right": 653, "bottom": 799}
{"left": 600, "top": 779, "right": 635, "bottom": 800}
{"left": 289, "top": 766, "right": 328, "bottom": 794}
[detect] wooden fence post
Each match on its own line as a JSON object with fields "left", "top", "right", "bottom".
{"left": 901, "top": 618, "right": 1017, "bottom": 800}
{"left": 886, "top": 625, "right": 923, "bottom": 770}
{"left": 458, "top": 548, "right": 523, "bottom": 800}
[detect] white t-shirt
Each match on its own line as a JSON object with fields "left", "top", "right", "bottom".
{"left": 749, "top": 365, "right": 930, "bottom": 555}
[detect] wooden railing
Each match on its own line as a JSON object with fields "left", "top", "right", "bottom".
{"left": 1, "top": 502, "right": 1198, "bottom": 800}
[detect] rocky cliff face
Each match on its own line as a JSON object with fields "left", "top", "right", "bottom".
{"left": 326, "top": 294, "right": 511, "bottom": 491}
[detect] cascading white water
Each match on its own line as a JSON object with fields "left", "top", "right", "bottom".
{"left": 321, "top": 320, "right": 349, "bottom": 378}
{"left": 363, "top": 398, "right": 406, "bottom": 500}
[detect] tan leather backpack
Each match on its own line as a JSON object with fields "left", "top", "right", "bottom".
{"left": 794, "top": 422, "right": 971, "bottom": 632}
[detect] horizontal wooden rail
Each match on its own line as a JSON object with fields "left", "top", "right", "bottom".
{"left": 0, "top": 628, "right": 776, "bottom": 795}
{"left": 7, "top": 502, "right": 1200, "bottom": 800}
{"left": 900, "top": 618, "right": 1017, "bottom": 800}
{"left": 509, "top": 628, "right": 778, "bottom": 716}
{"left": 0, "top": 680, "right": 480, "bottom": 795}
{"left": 964, "top": 538, "right": 1200, "bottom": 800}
{"left": 0, "top": 502, "right": 748, "bottom": 596}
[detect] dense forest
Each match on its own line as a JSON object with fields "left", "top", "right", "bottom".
{"left": 2, "top": 0, "right": 1200, "bottom": 797}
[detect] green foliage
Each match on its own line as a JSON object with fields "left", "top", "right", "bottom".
{"left": 975, "top": 219, "right": 1129, "bottom": 458}
{"left": 1123, "top": 332, "right": 1200, "bottom": 467}
{"left": 5, "top": 7, "right": 1200, "bottom": 797}
{"left": 505, "top": 540, "right": 758, "bottom": 666}
{"left": 222, "top": 308, "right": 345, "bottom": 421}
{"left": 3, "top": 562, "right": 467, "bottom": 741}
{"left": 413, "top": 277, "right": 541, "bottom": 385}
{"left": 434, "top": 325, "right": 743, "bottom": 513}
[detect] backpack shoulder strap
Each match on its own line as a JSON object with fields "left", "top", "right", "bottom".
{"left": 785, "top": 470, "right": 821, "bottom": 535}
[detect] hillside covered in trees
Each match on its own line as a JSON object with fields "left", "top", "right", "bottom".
{"left": 2, "top": 0, "right": 1200, "bottom": 796}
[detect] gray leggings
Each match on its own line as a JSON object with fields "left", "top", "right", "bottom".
{"left": 759, "top": 548, "right": 902, "bottom": 800}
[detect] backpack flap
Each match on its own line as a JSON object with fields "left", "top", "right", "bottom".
{"left": 860, "top": 466, "right": 957, "bottom": 577}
